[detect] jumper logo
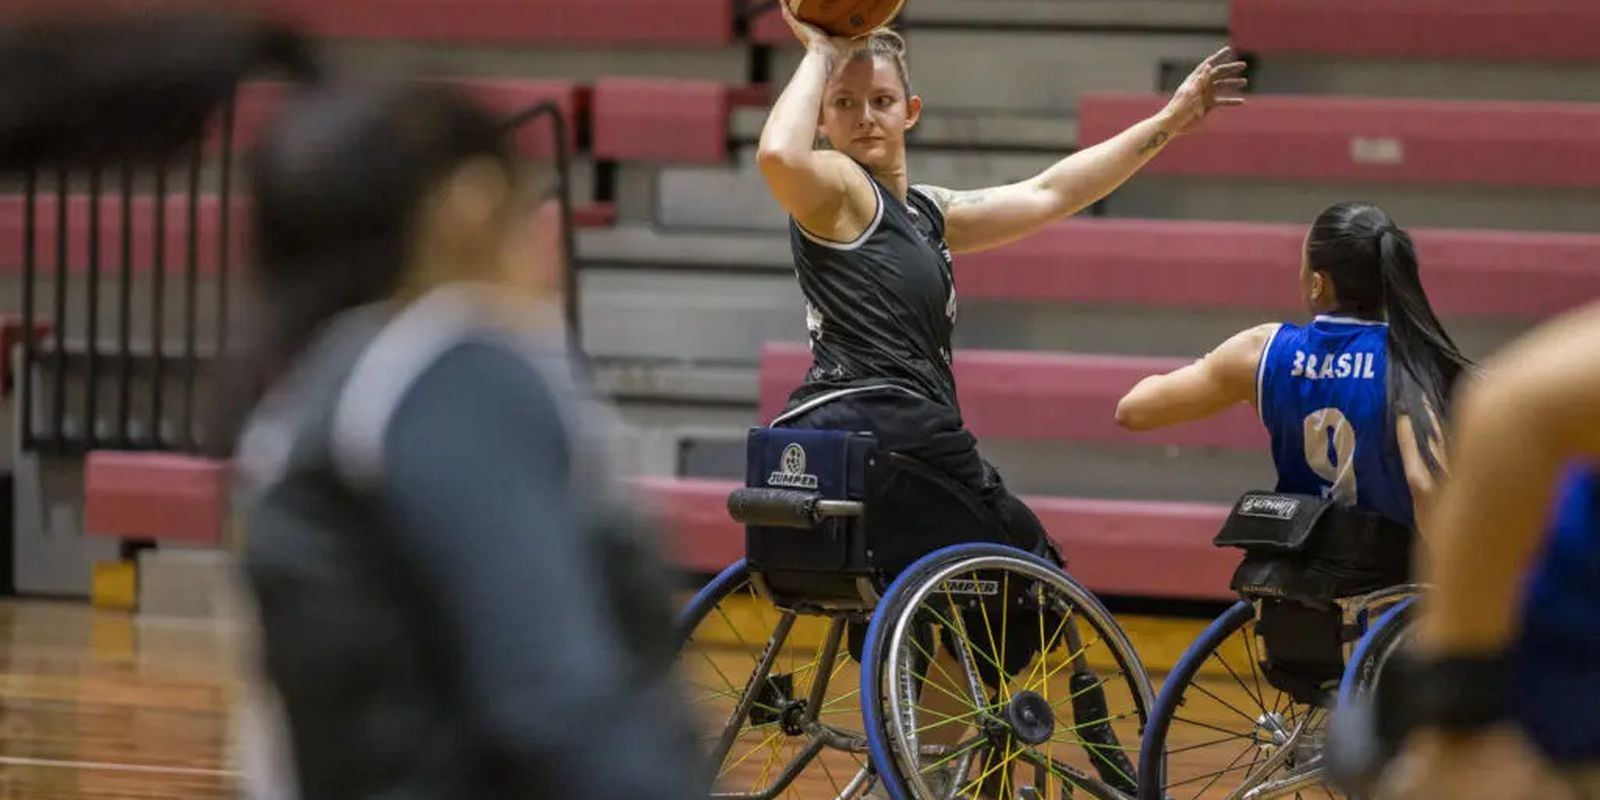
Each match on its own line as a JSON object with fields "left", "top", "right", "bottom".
{"left": 940, "top": 578, "right": 1000, "bottom": 596}
{"left": 767, "top": 443, "right": 819, "bottom": 490}
{"left": 1238, "top": 495, "right": 1300, "bottom": 520}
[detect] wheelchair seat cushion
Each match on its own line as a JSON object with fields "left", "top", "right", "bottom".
{"left": 1216, "top": 491, "right": 1414, "bottom": 606}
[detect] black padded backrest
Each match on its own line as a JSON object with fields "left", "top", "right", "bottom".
{"left": 863, "top": 452, "right": 1008, "bottom": 579}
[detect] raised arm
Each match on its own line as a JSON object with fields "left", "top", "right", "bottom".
{"left": 921, "top": 48, "right": 1247, "bottom": 254}
{"left": 755, "top": 7, "right": 876, "bottom": 242}
{"left": 1115, "top": 323, "right": 1276, "bottom": 431}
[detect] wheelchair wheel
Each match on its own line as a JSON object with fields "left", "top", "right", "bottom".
{"left": 1323, "top": 598, "right": 1418, "bottom": 799}
{"left": 678, "top": 559, "right": 877, "bottom": 799}
{"left": 862, "top": 543, "right": 1154, "bottom": 800}
{"left": 1338, "top": 597, "right": 1415, "bottom": 709}
{"left": 1137, "top": 601, "right": 1343, "bottom": 800}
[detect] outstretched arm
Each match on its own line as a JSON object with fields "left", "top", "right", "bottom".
{"left": 921, "top": 47, "right": 1247, "bottom": 254}
{"left": 1115, "top": 323, "right": 1276, "bottom": 431}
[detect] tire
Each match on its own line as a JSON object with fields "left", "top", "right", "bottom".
{"left": 862, "top": 543, "right": 1154, "bottom": 800}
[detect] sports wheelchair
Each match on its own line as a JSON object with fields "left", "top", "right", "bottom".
{"left": 1136, "top": 491, "right": 1421, "bottom": 800}
{"left": 677, "top": 427, "right": 1156, "bottom": 800}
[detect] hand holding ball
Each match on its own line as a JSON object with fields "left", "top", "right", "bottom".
{"left": 786, "top": 0, "right": 906, "bottom": 38}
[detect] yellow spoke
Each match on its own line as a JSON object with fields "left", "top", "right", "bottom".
{"left": 719, "top": 727, "right": 787, "bottom": 778}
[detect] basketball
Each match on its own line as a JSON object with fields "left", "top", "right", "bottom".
{"left": 788, "top": 0, "right": 907, "bottom": 38}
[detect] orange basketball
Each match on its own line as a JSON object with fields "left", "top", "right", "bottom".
{"left": 788, "top": 0, "right": 907, "bottom": 38}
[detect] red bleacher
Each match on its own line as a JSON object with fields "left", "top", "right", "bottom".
{"left": 592, "top": 79, "right": 730, "bottom": 164}
{"left": 758, "top": 342, "right": 1266, "bottom": 451}
{"left": 225, "top": 80, "right": 588, "bottom": 156}
{"left": 1079, "top": 94, "right": 1600, "bottom": 190}
{"left": 83, "top": 453, "right": 231, "bottom": 546}
{"left": 1232, "top": 0, "right": 1600, "bottom": 63}
{"left": 748, "top": 6, "right": 790, "bottom": 45}
{"left": 76, "top": 457, "right": 1239, "bottom": 600}
{"left": 0, "top": 194, "right": 247, "bottom": 276}
{"left": 959, "top": 218, "right": 1600, "bottom": 319}
{"left": 267, "top": 0, "right": 734, "bottom": 45}
{"left": 642, "top": 477, "right": 1238, "bottom": 600}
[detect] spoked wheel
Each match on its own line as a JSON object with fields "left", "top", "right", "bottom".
{"left": 1137, "top": 602, "right": 1342, "bottom": 800}
{"left": 678, "top": 560, "right": 878, "bottom": 799}
{"left": 1324, "top": 597, "right": 1418, "bottom": 799}
{"left": 863, "top": 544, "right": 1154, "bottom": 800}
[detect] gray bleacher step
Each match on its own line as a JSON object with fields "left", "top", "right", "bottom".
{"left": 1103, "top": 177, "right": 1600, "bottom": 235}
{"left": 578, "top": 266, "right": 803, "bottom": 363}
{"left": 588, "top": 358, "right": 757, "bottom": 406}
{"left": 906, "top": 0, "right": 1228, "bottom": 29}
{"left": 1252, "top": 57, "right": 1600, "bottom": 105}
{"left": 578, "top": 224, "right": 791, "bottom": 270}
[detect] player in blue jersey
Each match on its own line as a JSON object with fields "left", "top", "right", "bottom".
{"left": 1115, "top": 201, "right": 1473, "bottom": 529}
{"left": 1373, "top": 302, "right": 1600, "bottom": 800}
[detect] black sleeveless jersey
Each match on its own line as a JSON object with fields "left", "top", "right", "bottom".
{"left": 786, "top": 169, "right": 959, "bottom": 412}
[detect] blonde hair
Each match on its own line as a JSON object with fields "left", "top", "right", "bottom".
{"left": 851, "top": 28, "right": 910, "bottom": 95}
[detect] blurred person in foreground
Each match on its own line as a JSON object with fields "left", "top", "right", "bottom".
{"left": 1373, "top": 301, "right": 1600, "bottom": 800}
{"left": 0, "top": 8, "right": 704, "bottom": 799}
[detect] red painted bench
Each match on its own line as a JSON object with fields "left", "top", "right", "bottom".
{"left": 82, "top": 452, "right": 232, "bottom": 546}
{"left": 224, "top": 79, "right": 589, "bottom": 156}
{"left": 642, "top": 476, "right": 1238, "bottom": 600}
{"left": 76, "top": 454, "right": 1238, "bottom": 599}
{"left": 267, "top": 0, "right": 734, "bottom": 45}
{"left": 958, "top": 217, "right": 1600, "bottom": 319}
{"left": 592, "top": 79, "right": 731, "bottom": 164}
{"left": 1232, "top": 0, "right": 1600, "bottom": 63}
{"left": 757, "top": 342, "right": 1267, "bottom": 451}
{"left": 0, "top": 194, "right": 246, "bottom": 277}
{"left": 1079, "top": 94, "right": 1600, "bottom": 190}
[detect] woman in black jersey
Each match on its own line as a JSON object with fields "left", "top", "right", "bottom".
{"left": 758, "top": 6, "right": 1248, "bottom": 558}
{"left": 0, "top": 10, "right": 703, "bottom": 799}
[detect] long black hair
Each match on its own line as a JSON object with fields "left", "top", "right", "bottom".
{"left": 1305, "top": 202, "right": 1472, "bottom": 475}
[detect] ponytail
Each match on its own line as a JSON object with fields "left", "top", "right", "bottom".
{"left": 1305, "top": 202, "right": 1473, "bottom": 478}
{"left": 1375, "top": 225, "right": 1472, "bottom": 476}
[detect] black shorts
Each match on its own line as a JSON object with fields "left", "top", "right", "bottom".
{"left": 775, "top": 387, "right": 1060, "bottom": 565}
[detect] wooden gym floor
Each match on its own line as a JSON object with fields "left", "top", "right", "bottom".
{"left": 0, "top": 596, "right": 1304, "bottom": 799}
{"left": 0, "top": 601, "right": 239, "bottom": 800}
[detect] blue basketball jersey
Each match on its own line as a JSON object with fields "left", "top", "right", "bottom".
{"left": 1257, "top": 316, "right": 1415, "bottom": 527}
{"left": 1515, "top": 464, "right": 1600, "bottom": 763}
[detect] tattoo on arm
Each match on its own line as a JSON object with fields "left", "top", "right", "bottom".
{"left": 948, "top": 190, "right": 988, "bottom": 209}
{"left": 1137, "top": 130, "right": 1171, "bottom": 156}
{"left": 919, "top": 185, "right": 988, "bottom": 215}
